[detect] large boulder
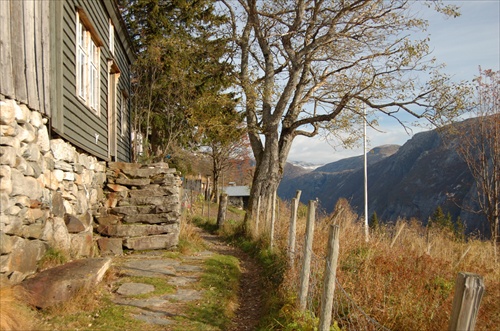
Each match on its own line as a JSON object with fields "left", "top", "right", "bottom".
{"left": 21, "top": 258, "right": 112, "bottom": 309}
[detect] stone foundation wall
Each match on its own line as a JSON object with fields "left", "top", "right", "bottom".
{"left": 1, "top": 99, "right": 106, "bottom": 284}
{"left": 0, "top": 99, "right": 182, "bottom": 285}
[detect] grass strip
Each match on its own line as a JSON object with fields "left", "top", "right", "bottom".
{"left": 174, "top": 254, "right": 241, "bottom": 330}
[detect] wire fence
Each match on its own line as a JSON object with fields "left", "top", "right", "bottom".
{"left": 272, "top": 198, "right": 391, "bottom": 331}
{"left": 183, "top": 186, "right": 390, "bottom": 330}
{"left": 184, "top": 184, "right": 487, "bottom": 330}
{"left": 286, "top": 240, "right": 392, "bottom": 331}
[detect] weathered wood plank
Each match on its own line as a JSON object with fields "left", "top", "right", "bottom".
{"left": 23, "top": 0, "right": 39, "bottom": 111}
{"left": 9, "top": 0, "right": 28, "bottom": 103}
{"left": 299, "top": 200, "right": 316, "bottom": 311}
{"left": 448, "top": 272, "right": 485, "bottom": 331}
{"left": 34, "top": 0, "right": 44, "bottom": 113}
{"left": 0, "top": 0, "right": 15, "bottom": 98}
{"left": 50, "top": 0, "right": 64, "bottom": 131}
{"left": 319, "top": 224, "right": 340, "bottom": 331}
{"left": 41, "top": 0, "right": 51, "bottom": 116}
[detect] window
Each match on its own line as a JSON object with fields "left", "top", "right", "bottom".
{"left": 109, "top": 19, "right": 115, "bottom": 56}
{"left": 120, "top": 92, "right": 128, "bottom": 136}
{"left": 76, "top": 11, "right": 101, "bottom": 114}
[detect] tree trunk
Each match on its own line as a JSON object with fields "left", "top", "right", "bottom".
{"left": 244, "top": 130, "right": 292, "bottom": 235}
{"left": 217, "top": 193, "right": 228, "bottom": 229}
{"left": 212, "top": 156, "right": 220, "bottom": 203}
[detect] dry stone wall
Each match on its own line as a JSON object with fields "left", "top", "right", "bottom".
{"left": 96, "top": 162, "right": 181, "bottom": 254}
{"left": 0, "top": 99, "right": 182, "bottom": 285}
{"left": 0, "top": 99, "right": 106, "bottom": 284}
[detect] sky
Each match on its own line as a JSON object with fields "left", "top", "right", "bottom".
{"left": 287, "top": 0, "right": 500, "bottom": 165}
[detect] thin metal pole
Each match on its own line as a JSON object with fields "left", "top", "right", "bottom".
{"left": 363, "top": 104, "right": 369, "bottom": 242}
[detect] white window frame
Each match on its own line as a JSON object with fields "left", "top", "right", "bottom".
{"left": 76, "top": 11, "right": 101, "bottom": 115}
{"left": 120, "top": 92, "right": 127, "bottom": 136}
{"left": 109, "top": 19, "right": 115, "bottom": 56}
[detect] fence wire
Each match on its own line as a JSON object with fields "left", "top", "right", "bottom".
{"left": 290, "top": 233, "right": 392, "bottom": 331}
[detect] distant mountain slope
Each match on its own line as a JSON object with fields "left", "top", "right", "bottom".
{"left": 279, "top": 145, "right": 399, "bottom": 201}
{"left": 278, "top": 122, "right": 489, "bottom": 236}
{"left": 314, "top": 145, "right": 400, "bottom": 174}
{"left": 282, "top": 162, "right": 313, "bottom": 180}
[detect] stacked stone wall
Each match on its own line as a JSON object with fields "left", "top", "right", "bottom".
{"left": 97, "top": 162, "right": 181, "bottom": 254}
{"left": 1, "top": 99, "right": 182, "bottom": 285}
{"left": 0, "top": 99, "right": 106, "bottom": 284}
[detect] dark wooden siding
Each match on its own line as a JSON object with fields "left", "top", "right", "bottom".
{"left": 0, "top": 0, "right": 51, "bottom": 116}
{"left": 53, "top": 0, "right": 133, "bottom": 161}
{"left": 114, "top": 32, "right": 132, "bottom": 162}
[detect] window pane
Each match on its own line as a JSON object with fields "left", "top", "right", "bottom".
{"left": 79, "top": 50, "right": 86, "bottom": 99}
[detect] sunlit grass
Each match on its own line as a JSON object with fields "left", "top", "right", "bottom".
{"left": 173, "top": 254, "right": 241, "bottom": 331}
{"left": 268, "top": 198, "right": 500, "bottom": 330}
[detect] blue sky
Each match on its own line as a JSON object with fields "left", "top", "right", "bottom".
{"left": 288, "top": 0, "right": 500, "bottom": 165}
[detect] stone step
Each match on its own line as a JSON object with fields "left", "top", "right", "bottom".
{"left": 97, "top": 223, "right": 178, "bottom": 237}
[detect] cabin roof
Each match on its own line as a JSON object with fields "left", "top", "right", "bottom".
{"left": 223, "top": 186, "right": 250, "bottom": 197}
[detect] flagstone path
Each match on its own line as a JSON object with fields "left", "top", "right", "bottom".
{"left": 109, "top": 230, "right": 266, "bottom": 330}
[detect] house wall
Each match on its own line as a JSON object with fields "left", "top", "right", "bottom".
{"left": 0, "top": 99, "right": 181, "bottom": 285}
{"left": 1, "top": 98, "right": 107, "bottom": 284}
{"left": 0, "top": 0, "right": 133, "bottom": 162}
{"left": 0, "top": 0, "right": 51, "bottom": 116}
{"left": 53, "top": 0, "right": 132, "bottom": 162}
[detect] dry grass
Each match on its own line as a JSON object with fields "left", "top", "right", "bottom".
{"left": 42, "top": 286, "right": 102, "bottom": 319}
{"left": 178, "top": 212, "right": 207, "bottom": 254}
{"left": 0, "top": 286, "right": 36, "bottom": 331}
{"left": 262, "top": 198, "right": 500, "bottom": 330}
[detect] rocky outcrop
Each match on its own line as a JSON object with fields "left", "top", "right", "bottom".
{"left": 1, "top": 99, "right": 106, "bottom": 284}
{"left": 96, "top": 162, "right": 181, "bottom": 252}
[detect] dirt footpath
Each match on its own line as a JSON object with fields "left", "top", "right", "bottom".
{"left": 110, "top": 230, "right": 266, "bottom": 330}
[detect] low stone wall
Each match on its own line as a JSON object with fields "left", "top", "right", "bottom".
{"left": 96, "top": 162, "right": 181, "bottom": 254}
{"left": 0, "top": 99, "right": 182, "bottom": 285}
{"left": 0, "top": 99, "right": 106, "bottom": 284}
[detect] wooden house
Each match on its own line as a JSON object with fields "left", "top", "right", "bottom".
{"left": 0, "top": 0, "right": 135, "bottom": 161}
{"left": 223, "top": 185, "right": 250, "bottom": 209}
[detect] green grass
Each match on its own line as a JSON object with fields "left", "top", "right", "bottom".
{"left": 118, "top": 276, "right": 176, "bottom": 299}
{"left": 37, "top": 247, "right": 68, "bottom": 271}
{"left": 191, "top": 215, "right": 219, "bottom": 233}
{"left": 163, "top": 250, "right": 182, "bottom": 259}
{"left": 174, "top": 254, "right": 241, "bottom": 330}
{"left": 38, "top": 293, "right": 164, "bottom": 331}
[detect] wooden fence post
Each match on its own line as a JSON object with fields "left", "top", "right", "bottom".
{"left": 288, "top": 190, "right": 302, "bottom": 266}
{"left": 299, "top": 200, "right": 316, "bottom": 311}
{"left": 255, "top": 195, "right": 261, "bottom": 237}
{"left": 270, "top": 190, "right": 277, "bottom": 249}
{"left": 201, "top": 197, "right": 205, "bottom": 216}
{"left": 390, "top": 222, "right": 405, "bottom": 248}
{"left": 319, "top": 225, "right": 340, "bottom": 331}
{"left": 217, "top": 193, "right": 228, "bottom": 229}
{"left": 448, "top": 272, "right": 485, "bottom": 331}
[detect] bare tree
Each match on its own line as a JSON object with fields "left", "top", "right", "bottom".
{"left": 219, "top": 0, "right": 471, "bottom": 229}
{"left": 455, "top": 68, "right": 499, "bottom": 260}
{"left": 207, "top": 127, "right": 251, "bottom": 202}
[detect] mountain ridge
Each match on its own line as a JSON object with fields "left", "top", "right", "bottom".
{"left": 278, "top": 120, "right": 489, "bottom": 236}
